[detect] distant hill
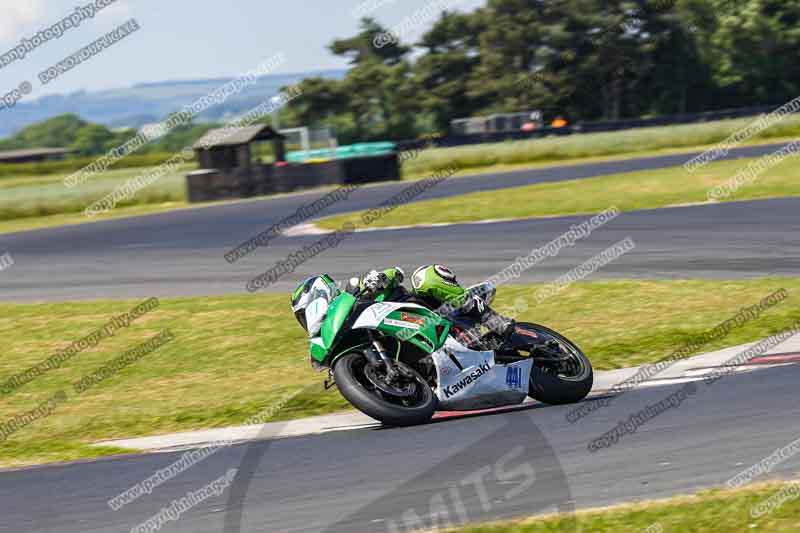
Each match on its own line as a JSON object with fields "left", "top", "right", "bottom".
{"left": 0, "top": 69, "right": 346, "bottom": 139}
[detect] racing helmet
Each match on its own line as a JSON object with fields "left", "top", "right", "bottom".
{"left": 290, "top": 274, "right": 339, "bottom": 336}
{"left": 411, "top": 264, "right": 466, "bottom": 305}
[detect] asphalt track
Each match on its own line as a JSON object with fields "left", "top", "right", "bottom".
{"left": 0, "top": 142, "right": 798, "bottom": 302}
{"left": 3, "top": 363, "right": 799, "bottom": 532}
{"left": 1, "top": 195, "right": 798, "bottom": 302}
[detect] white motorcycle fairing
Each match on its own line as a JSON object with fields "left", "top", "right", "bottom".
{"left": 351, "top": 302, "right": 430, "bottom": 330}
{"left": 432, "top": 337, "right": 533, "bottom": 411}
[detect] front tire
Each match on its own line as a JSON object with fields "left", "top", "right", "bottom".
{"left": 333, "top": 352, "right": 436, "bottom": 426}
{"left": 520, "top": 323, "right": 593, "bottom": 405}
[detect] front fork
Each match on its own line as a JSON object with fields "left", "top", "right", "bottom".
{"left": 324, "top": 335, "right": 401, "bottom": 391}
{"left": 368, "top": 333, "right": 401, "bottom": 381}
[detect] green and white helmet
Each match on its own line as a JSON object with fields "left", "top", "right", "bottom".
{"left": 411, "top": 264, "right": 466, "bottom": 305}
{"left": 290, "top": 274, "right": 339, "bottom": 336}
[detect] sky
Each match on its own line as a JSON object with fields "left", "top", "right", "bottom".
{"left": 0, "top": 0, "right": 486, "bottom": 99}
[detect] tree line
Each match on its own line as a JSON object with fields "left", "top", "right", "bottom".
{"left": 283, "top": 0, "right": 800, "bottom": 143}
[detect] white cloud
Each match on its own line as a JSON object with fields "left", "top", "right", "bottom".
{"left": 0, "top": 0, "right": 46, "bottom": 43}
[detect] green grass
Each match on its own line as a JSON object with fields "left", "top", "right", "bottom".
{"left": 318, "top": 151, "right": 800, "bottom": 229}
{"left": 0, "top": 151, "right": 181, "bottom": 178}
{"left": 1, "top": 278, "right": 798, "bottom": 468}
{"left": 449, "top": 481, "right": 800, "bottom": 532}
{"left": 0, "top": 163, "right": 194, "bottom": 223}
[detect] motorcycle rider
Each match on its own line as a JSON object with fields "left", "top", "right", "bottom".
{"left": 291, "top": 265, "right": 513, "bottom": 347}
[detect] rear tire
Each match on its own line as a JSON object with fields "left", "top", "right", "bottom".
{"left": 521, "top": 323, "right": 593, "bottom": 405}
{"left": 334, "top": 352, "right": 436, "bottom": 426}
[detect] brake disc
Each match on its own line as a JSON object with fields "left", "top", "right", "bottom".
{"left": 364, "top": 364, "right": 416, "bottom": 397}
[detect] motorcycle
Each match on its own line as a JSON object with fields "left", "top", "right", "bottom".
{"left": 306, "top": 281, "right": 593, "bottom": 426}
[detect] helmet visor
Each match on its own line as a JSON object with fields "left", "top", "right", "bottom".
{"left": 304, "top": 296, "right": 330, "bottom": 337}
{"left": 291, "top": 275, "right": 338, "bottom": 336}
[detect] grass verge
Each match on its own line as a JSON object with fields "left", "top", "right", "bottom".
{"left": 449, "top": 481, "right": 800, "bottom": 532}
{"left": 402, "top": 114, "right": 800, "bottom": 178}
{"left": 317, "top": 151, "right": 800, "bottom": 229}
{"left": 1, "top": 278, "right": 798, "bottom": 468}
{"left": 0, "top": 202, "right": 192, "bottom": 235}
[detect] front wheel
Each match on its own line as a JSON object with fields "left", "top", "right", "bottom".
{"left": 517, "top": 323, "right": 593, "bottom": 405}
{"left": 333, "top": 352, "right": 436, "bottom": 426}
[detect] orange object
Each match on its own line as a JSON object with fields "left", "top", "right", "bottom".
{"left": 551, "top": 117, "right": 568, "bottom": 128}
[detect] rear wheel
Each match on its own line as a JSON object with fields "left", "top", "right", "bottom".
{"left": 333, "top": 352, "right": 436, "bottom": 426}
{"left": 517, "top": 323, "right": 593, "bottom": 405}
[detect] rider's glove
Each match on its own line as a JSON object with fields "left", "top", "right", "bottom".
{"left": 362, "top": 270, "right": 389, "bottom": 293}
{"left": 393, "top": 266, "right": 405, "bottom": 284}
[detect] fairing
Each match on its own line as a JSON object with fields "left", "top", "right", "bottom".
{"left": 351, "top": 302, "right": 449, "bottom": 355}
{"left": 310, "top": 292, "right": 356, "bottom": 363}
{"left": 432, "top": 337, "right": 533, "bottom": 410}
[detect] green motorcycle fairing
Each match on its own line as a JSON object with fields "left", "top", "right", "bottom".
{"left": 372, "top": 307, "right": 449, "bottom": 356}
{"left": 310, "top": 291, "right": 356, "bottom": 363}
{"left": 309, "top": 293, "right": 450, "bottom": 366}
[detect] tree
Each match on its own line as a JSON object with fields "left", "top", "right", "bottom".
{"left": 322, "top": 18, "right": 417, "bottom": 141}
{"left": 466, "top": 0, "right": 553, "bottom": 115}
{"left": 329, "top": 18, "right": 410, "bottom": 66}
{"left": 283, "top": 77, "right": 348, "bottom": 128}
{"left": 415, "top": 10, "right": 484, "bottom": 130}
{"left": 70, "top": 124, "right": 116, "bottom": 156}
{"left": 702, "top": 0, "right": 800, "bottom": 106}
{"left": 14, "top": 114, "right": 89, "bottom": 148}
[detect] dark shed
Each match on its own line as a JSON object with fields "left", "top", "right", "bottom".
{"left": 192, "top": 124, "right": 286, "bottom": 171}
